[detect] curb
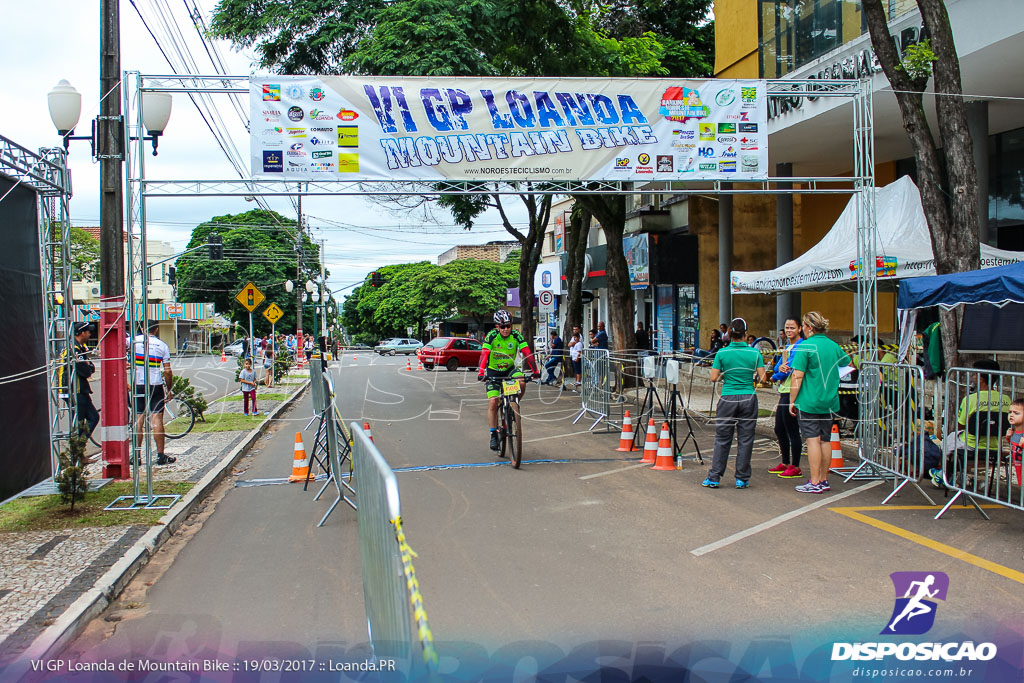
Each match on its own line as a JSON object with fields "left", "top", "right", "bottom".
{"left": 7, "top": 378, "right": 311, "bottom": 671}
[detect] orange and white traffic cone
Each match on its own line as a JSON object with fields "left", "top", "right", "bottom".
{"left": 363, "top": 421, "right": 373, "bottom": 443}
{"left": 417, "top": 360, "right": 423, "bottom": 370}
{"left": 651, "top": 423, "right": 676, "bottom": 471}
{"left": 640, "top": 418, "right": 658, "bottom": 464}
{"left": 405, "top": 359, "right": 412, "bottom": 371}
{"left": 220, "top": 348, "right": 226, "bottom": 363}
{"left": 829, "top": 423, "right": 844, "bottom": 470}
{"left": 616, "top": 411, "right": 635, "bottom": 452}
{"left": 287, "top": 432, "right": 311, "bottom": 482}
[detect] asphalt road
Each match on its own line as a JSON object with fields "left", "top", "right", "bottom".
{"left": 65, "top": 356, "right": 1024, "bottom": 675}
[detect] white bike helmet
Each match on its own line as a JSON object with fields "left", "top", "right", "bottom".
{"left": 493, "top": 309, "right": 512, "bottom": 325}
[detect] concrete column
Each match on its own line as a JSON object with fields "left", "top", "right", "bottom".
{"left": 718, "top": 187, "right": 733, "bottom": 324}
{"left": 776, "top": 163, "right": 799, "bottom": 333}
{"left": 966, "top": 101, "right": 990, "bottom": 244}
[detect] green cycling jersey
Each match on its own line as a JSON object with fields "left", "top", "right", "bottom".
{"left": 482, "top": 329, "right": 528, "bottom": 371}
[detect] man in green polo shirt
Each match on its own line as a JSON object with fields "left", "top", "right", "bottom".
{"left": 956, "top": 359, "right": 1010, "bottom": 451}
{"left": 702, "top": 318, "right": 766, "bottom": 489}
{"left": 788, "top": 311, "right": 851, "bottom": 494}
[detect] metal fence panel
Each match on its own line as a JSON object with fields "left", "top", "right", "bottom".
{"left": 857, "top": 362, "right": 934, "bottom": 505}
{"left": 573, "top": 348, "right": 610, "bottom": 429}
{"left": 309, "top": 359, "right": 326, "bottom": 415}
{"left": 937, "top": 367, "right": 1023, "bottom": 519}
{"left": 350, "top": 422, "right": 413, "bottom": 666}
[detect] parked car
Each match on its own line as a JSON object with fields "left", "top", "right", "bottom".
{"left": 375, "top": 337, "right": 424, "bottom": 356}
{"left": 223, "top": 340, "right": 245, "bottom": 356}
{"left": 419, "top": 336, "right": 483, "bottom": 371}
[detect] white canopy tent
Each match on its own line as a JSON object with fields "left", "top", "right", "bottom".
{"left": 730, "top": 175, "right": 1023, "bottom": 295}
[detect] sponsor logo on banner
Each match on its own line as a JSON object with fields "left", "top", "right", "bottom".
{"left": 740, "top": 144, "right": 759, "bottom": 151}
{"left": 721, "top": 146, "right": 737, "bottom": 158}
{"left": 310, "top": 126, "right": 334, "bottom": 133}
{"left": 337, "top": 109, "right": 359, "bottom": 121}
{"left": 717, "top": 136, "right": 736, "bottom": 143}
{"left": 309, "top": 87, "right": 326, "bottom": 101}
{"left": 261, "top": 126, "right": 283, "bottom": 135}
{"left": 312, "top": 150, "right": 333, "bottom": 159}
{"left": 656, "top": 155, "right": 673, "bottom": 172}
{"left": 338, "top": 126, "right": 359, "bottom": 148}
{"left": 262, "top": 84, "right": 280, "bottom": 101}
{"left": 699, "top": 163, "right": 717, "bottom": 171}
{"left": 718, "top": 123, "right": 736, "bottom": 134}
{"left": 724, "top": 112, "right": 751, "bottom": 121}
{"left": 614, "top": 157, "right": 631, "bottom": 171}
{"left": 287, "top": 149, "right": 307, "bottom": 157}
{"left": 311, "top": 161, "right": 336, "bottom": 173}
{"left": 674, "top": 129, "right": 695, "bottom": 140}
{"left": 715, "top": 89, "right": 736, "bottom": 107}
{"left": 289, "top": 143, "right": 304, "bottom": 151}
{"left": 308, "top": 137, "right": 331, "bottom": 146}
{"left": 831, "top": 572, "right": 998, "bottom": 665}
{"left": 719, "top": 160, "right": 736, "bottom": 172}
{"left": 673, "top": 143, "right": 696, "bottom": 151}
{"left": 738, "top": 122, "right": 759, "bottom": 133}
{"left": 286, "top": 84, "right": 304, "bottom": 100}
{"left": 741, "top": 155, "right": 759, "bottom": 172}
{"left": 262, "top": 109, "right": 281, "bottom": 122}
{"left": 659, "top": 86, "right": 709, "bottom": 122}
{"left": 262, "top": 140, "right": 283, "bottom": 148}
{"left": 698, "top": 123, "right": 715, "bottom": 141}
{"left": 337, "top": 154, "right": 360, "bottom": 173}
{"left": 286, "top": 161, "right": 309, "bottom": 173}
{"left": 697, "top": 147, "right": 714, "bottom": 158}
{"left": 679, "top": 156, "right": 696, "bottom": 172}
{"left": 741, "top": 86, "right": 758, "bottom": 106}
{"left": 262, "top": 150, "right": 283, "bottom": 172}
{"left": 286, "top": 128, "right": 306, "bottom": 138}
{"left": 309, "top": 109, "right": 334, "bottom": 121}
{"left": 638, "top": 153, "right": 650, "bottom": 165}
{"left": 287, "top": 106, "right": 304, "bottom": 122}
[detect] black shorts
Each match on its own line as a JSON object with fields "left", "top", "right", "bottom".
{"left": 134, "top": 384, "right": 166, "bottom": 413}
{"left": 797, "top": 410, "right": 834, "bottom": 441}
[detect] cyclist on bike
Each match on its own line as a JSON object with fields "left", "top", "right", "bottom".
{"left": 477, "top": 310, "right": 541, "bottom": 451}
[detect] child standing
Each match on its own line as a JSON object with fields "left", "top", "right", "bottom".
{"left": 264, "top": 347, "right": 275, "bottom": 388}
{"left": 240, "top": 358, "right": 258, "bottom": 416}
{"left": 1007, "top": 397, "right": 1023, "bottom": 487}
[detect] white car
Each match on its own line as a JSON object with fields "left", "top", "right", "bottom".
{"left": 223, "top": 340, "right": 245, "bottom": 356}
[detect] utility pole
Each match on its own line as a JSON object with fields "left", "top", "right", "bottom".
{"left": 99, "top": 0, "right": 130, "bottom": 478}
{"left": 320, "top": 238, "right": 327, "bottom": 341}
{"left": 295, "top": 188, "right": 304, "bottom": 356}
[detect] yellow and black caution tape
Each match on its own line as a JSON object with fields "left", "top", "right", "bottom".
{"left": 392, "top": 515, "right": 438, "bottom": 670}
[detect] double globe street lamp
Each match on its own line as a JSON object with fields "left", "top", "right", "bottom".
{"left": 47, "top": 79, "right": 172, "bottom": 156}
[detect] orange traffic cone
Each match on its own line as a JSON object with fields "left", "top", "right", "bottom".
{"left": 220, "top": 348, "right": 226, "bottom": 363}
{"left": 417, "top": 360, "right": 423, "bottom": 370}
{"left": 287, "top": 432, "right": 311, "bottom": 482}
{"left": 616, "top": 411, "right": 635, "bottom": 451}
{"left": 363, "top": 421, "right": 373, "bottom": 443}
{"left": 353, "top": 354, "right": 358, "bottom": 361}
{"left": 640, "top": 418, "right": 658, "bottom": 464}
{"left": 829, "top": 423, "right": 844, "bottom": 470}
{"left": 651, "top": 423, "right": 676, "bottom": 471}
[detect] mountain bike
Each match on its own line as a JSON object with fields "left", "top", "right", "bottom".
{"left": 497, "top": 375, "right": 532, "bottom": 469}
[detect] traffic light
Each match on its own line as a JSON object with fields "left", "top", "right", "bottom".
{"left": 370, "top": 271, "right": 383, "bottom": 287}
{"left": 208, "top": 233, "right": 223, "bottom": 260}
{"left": 167, "top": 266, "right": 176, "bottom": 285}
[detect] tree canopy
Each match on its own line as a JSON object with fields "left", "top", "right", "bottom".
{"left": 175, "top": 209, "right": 322, "bottom": 336}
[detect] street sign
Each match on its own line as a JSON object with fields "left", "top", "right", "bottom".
{"left": 235, "top": 282, "right": 265, "bottom": 312}
{"left": 539, "top": 290, "right": 555, "bottom": 314}
{"left": 262, "top": 302, "right": 284, "bottom": 324}
{"left": 580, "top": 290, "right": 594, "bottom": 304}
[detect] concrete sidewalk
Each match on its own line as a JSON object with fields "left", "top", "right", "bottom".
{"left": 0, "top": 372, "right": 312, "bottom": 673}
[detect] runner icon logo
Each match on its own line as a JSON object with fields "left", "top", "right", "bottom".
{"left": 882, "top": 571, "right": 948, "bottom": 635}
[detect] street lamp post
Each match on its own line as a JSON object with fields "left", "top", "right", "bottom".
{"left": 47, "top": 77, "right": 171, "bottom": 479}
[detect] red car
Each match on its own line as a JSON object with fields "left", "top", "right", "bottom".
{"left": 419, "top": 336, "right": 483, "bottom": 371}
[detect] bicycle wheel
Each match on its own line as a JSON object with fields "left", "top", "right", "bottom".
{"left": 507, "top": 402, "right": 522, "bottom": 469}
{"left": 498, "top": 402, "right": 508, "bottom": 459}
{"left": 163, "top": 398, "right": 195, "bottom": 439}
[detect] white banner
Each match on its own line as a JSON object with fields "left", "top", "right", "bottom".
{"left": 250, "top": 76, "right": 768, "bottom": 182}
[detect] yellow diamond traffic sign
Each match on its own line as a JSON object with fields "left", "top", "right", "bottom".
{"left": 235, "top": 282, "right": 265, "bottom": 312}
{"left": 263, "top": 302, "right": 284, "bottom": 325}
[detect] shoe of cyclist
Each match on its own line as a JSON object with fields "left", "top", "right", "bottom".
{"left": 489, "top": 430, "right": 500, "bottom": 452}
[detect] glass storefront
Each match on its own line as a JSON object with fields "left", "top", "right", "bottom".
{"left": 759, "top": 0, "right": 917, "bottom": 78}
{"left": 990, "top": 127, "right": 1024, "bottom": 251}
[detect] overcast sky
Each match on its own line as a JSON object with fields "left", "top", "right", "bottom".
{"left": 0, "top": 0, "right": 522, "bottom": 298}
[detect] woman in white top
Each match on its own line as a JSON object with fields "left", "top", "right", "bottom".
{"left": 569, "top": 334, "right": 584, "bottom": 386}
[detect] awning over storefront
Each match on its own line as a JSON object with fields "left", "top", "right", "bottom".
{"left": 730, "top": 176, "right": 1024, "bottom": 294}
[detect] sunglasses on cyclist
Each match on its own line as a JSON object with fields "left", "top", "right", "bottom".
{"left": 498, "top": 324, "right": 512, "bottom": 329}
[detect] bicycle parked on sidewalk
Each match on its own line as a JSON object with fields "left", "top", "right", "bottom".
{"left": 84, "top": 393, "right": 195, "bottom": 447}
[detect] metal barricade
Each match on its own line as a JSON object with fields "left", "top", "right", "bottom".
{"left": 309, "top": 358, "right": 326, "bottom": 416}
{"left": 350, "top": 422, "right": 437, "bottom": 675}
{"left": 573, "top": 348, "right": 610, "bottom": 430}
{"left": 318, "top": 372, "right": 356, "bottom": 526}
{"left": 936, "top": 367, "right": 1023, "bottom": 519}
{"left": 853, "top": 362, "right": 935, "bottom": 505}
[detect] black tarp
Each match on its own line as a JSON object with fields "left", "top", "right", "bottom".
{"left": 0, "top": 173, "right": 50, "bottom": 500}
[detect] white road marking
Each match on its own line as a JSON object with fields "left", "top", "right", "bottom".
{"left": 523, "top": 429, "right": 597, "bottom": 443}
{"left": 689, "top": 480, "right": 882, "bottom": 557}
{"left": 579, "top": 463, "right": 651, "bottom": 480}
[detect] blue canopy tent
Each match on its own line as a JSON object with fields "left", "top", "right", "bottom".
{"left": 897, "top": 261, "right": 1024, "bottom": 356}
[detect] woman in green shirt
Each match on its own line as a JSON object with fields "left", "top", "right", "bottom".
{"left": 702, "top": 318, "right": 766, "bottom": 489}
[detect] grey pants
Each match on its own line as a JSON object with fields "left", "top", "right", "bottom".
{"left": 708, "top": 394, "right": 758, "bottom": 482}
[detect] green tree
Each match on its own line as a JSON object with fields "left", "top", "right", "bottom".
{"left": 414, "top": 258, "right": 518, "bottom": 328}
{"left": 342, "top": 262, "right": 437, "bottom": 340}
{"left": 52, "top": 225, "right": 101, "bottom": 281}
{"left": 862, "top": 0, "right": 978, "bottom": 368}
{"left": 175, "top": 210, "right": 322, "bottom": 336}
